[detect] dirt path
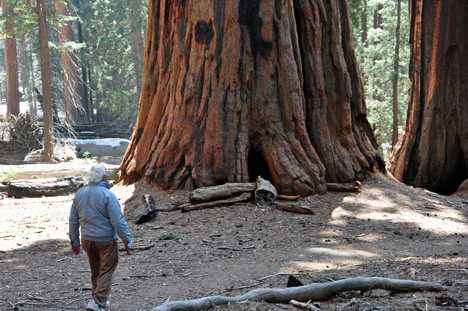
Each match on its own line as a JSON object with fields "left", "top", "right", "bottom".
{"left": 1, "top": 170, "right": 468, "bottom": 310}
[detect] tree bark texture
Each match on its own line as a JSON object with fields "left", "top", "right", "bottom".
{"left": 2, "top": 0, "right": 20, "bottom": 116}
{"left": 55, "top": 0, "right": 87, "bottom": 124}
{"left": 388, "top": 0, "right": 468, "bottom": 194}
{"left": 120, "top": 0, "right": 383, "bottom": 196}
{"left": 37, "top": 0, "right": 54, "bottom": 162}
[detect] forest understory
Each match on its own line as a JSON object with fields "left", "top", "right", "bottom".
{"left": 1, "top": 150, "right": 468, "bottom": 311}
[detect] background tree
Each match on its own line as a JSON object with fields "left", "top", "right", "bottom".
{"left": 388, "top": 0, "right": 468, "bottom": 195}
{"left": 391, "top": 0, "right": 401, "bottom": 147}
{"left": 1, "top": 0, "right": 20, "bottom": 116}
{"left": 18, "top": 33, "right": 37, "bottom": 119}
{"left": 120, "top": 0, "right": 384, "bottom": 195}
{"left": 37, "top": 0, "right": 53, "bottom": 161}
{"left": 0, "top": 0, "right": 147, "bottom": 130}
{"left": 75, "top": 0, "right": 146, "bottom": 126}
{"left": 55, "top": 0, "right": 87, "bottom": 124}
{"left": 349, "top": 0, "right": 410, "bottom": 159}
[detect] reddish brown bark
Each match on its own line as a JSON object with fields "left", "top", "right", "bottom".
{"left": 120, "top": 0, "right": 382, "bottom": 196}
{"left": 2, "top": 0, "right": 20, "bottom": 116}
{"left": 388, "top": 0, "right": 468, "bottom": 194}
{"left": 55, "top": 0, "right": 87, "bottom": 124}
{"left": 37, "top": 0, "right": 54, "bottom": 162}
{"left": 296, "top": 0, "right": 382, "bottom": 183}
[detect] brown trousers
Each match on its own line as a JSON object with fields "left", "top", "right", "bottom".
{"left": 82, "top": 239, "right": 119, "bottom": 307}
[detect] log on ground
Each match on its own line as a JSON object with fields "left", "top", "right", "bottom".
{"left": 189, "top": 183, "right": 256, "bottom": 202}
{"left": 1, "top": 177, "right": 85, "bottom": 198}
{"left": 181, "top": 193, "right": 253, "bottom": 212}
{"left": 152, "top": 277, "right": 444, "bottom": 311}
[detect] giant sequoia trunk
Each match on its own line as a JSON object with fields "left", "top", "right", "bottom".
{"left": 120, "top": 0, "right": 383, "bottom": 196}
{"left": 388, "top": 0, "right": 468, "bottom": 194}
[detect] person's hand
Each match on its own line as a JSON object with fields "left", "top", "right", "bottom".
{"left": 71, "top": 244, "right": 80, "bottom": 256}
{"left": 124, "top": 244, "right": 132, "bottom": 254}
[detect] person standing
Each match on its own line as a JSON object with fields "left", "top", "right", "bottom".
{"left": 69, "top": 164, "right": 133, "bottom": 311}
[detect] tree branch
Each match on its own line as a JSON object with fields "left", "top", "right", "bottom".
{"left": 152, "top": 277, "right": 444, "bottom": 311}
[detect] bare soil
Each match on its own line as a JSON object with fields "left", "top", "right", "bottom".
{"left": 1, "top": 147, "right": 468, "bottom": 311}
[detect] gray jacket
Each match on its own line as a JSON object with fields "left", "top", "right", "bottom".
{"left": 69, "top": 181, "right": 132, "bottom": 247}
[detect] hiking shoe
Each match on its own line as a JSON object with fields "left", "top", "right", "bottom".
{"left": 86, "top": 300, "right": 105, "bottom": 311}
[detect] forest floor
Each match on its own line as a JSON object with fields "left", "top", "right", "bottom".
{"left": 1, "top": 144, "right": 468, "bottom": 311}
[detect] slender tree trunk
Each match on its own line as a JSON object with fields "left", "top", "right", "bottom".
{"left": 391, "top": 0, "right": 401, "bottom": 148}
{"left": 87, "top": 66, "right": 94, "bottom": 122}
{"left": 19, "top": 34, "right": 35, "bottom": 120}
{"left": 373, "top": 3, "right": 383, "bottom": 29}
{"left": 28, "top": 45, "right": 38, "bottom": 119}
{"left": 74, "top": 0, "right": 90, "bottom": 123}
{"left": 2, "top": 0, "right": 20, "bottom": 116}
{"left": 37, "top": 0, "right": 54, "bottom": 162}
{"left": 129, "top": 0, "right": 144, "bottom": 97}
{"left": 388, "top": 0, "right": 468, "bottom": 194}
{"left": 55, "top": 0, "right": 87, "bottom": 124}
{"left": 361, "top": 0, "right": 367, "bottom": 45}
{"left": 120, "top": 0, "right": 382, "bottom": 196}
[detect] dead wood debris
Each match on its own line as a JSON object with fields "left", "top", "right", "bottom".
{"left": 134, "top": 194, "right": 158, "bottom": 224}
{"left": 151, "top": 277, "right": 444, "bottom": 311}
{"left": 290, "top": 299, "right": 322, "bottom": 311}
{"left": 273, "top": 202, "right": 315, "bottom": 214}
{"left": 254, "top": 176, "right": 277, "bottom": 208}
{"left": 180, "top": 193, "right": 253, "bottom": 212}
{"left": 135, "top": 176, "right": 363, "bottom": 218}
{"left": 326, "top": 181, "right": 362, "bottom": 192}
{"left": 0, "top": 292, "right": 90, "bottom": 310}
{"left": 1, "top": 177, "right": 85, "bottom": 198}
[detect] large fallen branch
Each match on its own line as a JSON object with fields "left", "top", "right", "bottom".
{"left": 176, "top": 178, "right": 363, "bottom": 215}
{"left": 189, "top": 183, "right": 256, "bottom": 202}
{"left": 152, "top": 277, "right": 444, "bottom": 311}
{"left": 181, "top": 193, "right": 253, "bottom": 212}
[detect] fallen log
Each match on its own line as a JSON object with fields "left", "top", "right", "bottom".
{"left": 327, "top": 181, "right": 362, "bottom": 192}
{"left": 1, "top": 177, "right": 85, "bottom": 198}
{"left": 273, "top": 202, "right": 315, "bottom": 214}
{"left": 181, "top": 193, "right": 253, "bottom": 212}
{"left": 255, "top": 176, "right": 277, "bottom": 208}
{"left": 152, "top": 277, "right": 444, "bottom": 311}
{"left": 189, "top": 183, "right": 256, "bottom": 202}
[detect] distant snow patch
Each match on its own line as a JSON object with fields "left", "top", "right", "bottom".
{"left": 67, "top": 138, "right": 130, "bottom": 147}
